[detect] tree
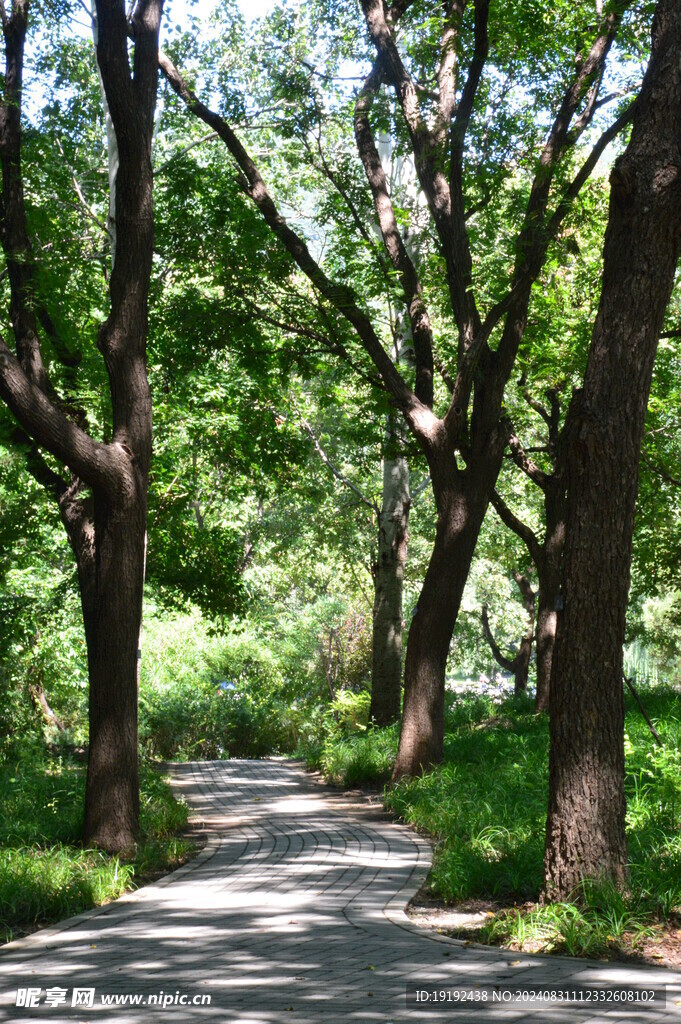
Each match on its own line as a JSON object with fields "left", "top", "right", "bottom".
{"left": 303, "top": 409, "right": 430, "bottom": 725}
{"left": 481, "top": 571, "right": 535, "bottom": 695}
{"left": 158, "top": 0, "right": 640, "bottom": 777}
{"left": 0, "top": 0, "right": 161, "bottom": 851}
{"left": 544, "top": 0, "right": 681, "bottom": 898}
{"left": 490, "top": 388, "right": 570, "bottom": 711}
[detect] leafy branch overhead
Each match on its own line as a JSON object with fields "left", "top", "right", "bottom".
{"left": 157, "top": 0, "right": 642, "bottom": 782}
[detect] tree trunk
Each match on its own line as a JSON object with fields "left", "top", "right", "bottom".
{"left": 80, "top": 494, "right": 147, "bottom": 851}
{"left": 370, "top": 413, "right": 410, "bottom": 727}
{"left": 534, "top": 593, "right": 556, "bottom": 713}
{"left": 0, "top": 1, "right": 160, "bottom": 853}
{"left": 535, "top": 480, "right": 567, "bottom": 713}
{"left": 393, "top": 454, "right": 497, "bottom": 779}
{"left": 544, "top": 0, "right": 681, "bottom": 899}
{"left": 512, "top": 572, "right": 535, "bottom": 695}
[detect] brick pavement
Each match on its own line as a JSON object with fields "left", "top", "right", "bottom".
{"left": 0, "top": 758, "right": 680, "bottom": 1023}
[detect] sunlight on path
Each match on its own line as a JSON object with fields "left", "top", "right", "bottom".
{"left": 0, "top": 759, "right": 679, "bottom": 1022}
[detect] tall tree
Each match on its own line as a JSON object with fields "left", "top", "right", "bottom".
{"left": 544, "top": 0, "right": 681, "bottom": 898}
{"left": 303, "top": 408, "right": 428, "bottom": 725}
{"left": 159, "top": 0, "right": 639, "bottom": 776}
{"left": 491, "top": 388, "right": 571, "bottom": 711}
{"left": 0, "top": 0, "right": 162, "bottom": 851}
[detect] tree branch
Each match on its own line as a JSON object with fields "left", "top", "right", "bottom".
{"left": 157, "top": 48, "right": 448, "bottom": 449}
{"left": 490, "top": 489, "right": 542, "bottom": 566}
{"left": 434, "top": 0, "right": 465, "bottom": 146}
{"left": 481, "top": 603, "right": 516, "bottom": 673}
{"left": 449, "top": 0, "right": 489, "bottom": 363}
{"left": 353, "top": 58, "right": 435, "bottom": 406}
{"left": 55, "top": 136, "right": 111, "bottom": 238}
{"left": 545, "top": 97, "right": 638, "bottom": 243}
{"left": 411, "top": 474, "right": 431, "bottom": 502}
{"left": 301, "top": 419, "right": 378, "bottom": 513}
{"left": 10, "top": 426, "right": 68, "bottom": 501}
{"left": 0, "top": 337, "right": 128, "bottom": 499}
{"left": 490, "top": 3, "right": 629, "bottom": 385}
{"left": 243, "top": 299, "right": 386, "bottom": 391}
{"left": 503, "top": 417, "right": 550, "bottom": 490}
{"left": 359, "top": 0, "right": 471, "bottom": 333}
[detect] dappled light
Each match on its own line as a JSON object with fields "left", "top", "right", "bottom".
{"left": 1, "top": 759, "right": 677, "bottom": 1022}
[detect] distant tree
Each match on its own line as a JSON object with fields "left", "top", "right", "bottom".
{"left": 481, "top": 570, "right": 535, "bottom": 694}
{"left": 490, "top": 388, "right": 571, "bottom": 712}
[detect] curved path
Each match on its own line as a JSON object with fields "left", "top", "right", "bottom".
{"left": 1, "top": 759, "right": 680, "bottom": 1022}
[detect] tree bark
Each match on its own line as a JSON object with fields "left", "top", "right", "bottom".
{"left": 393, "top": 447, "right": 501, "bottom": 778}
{"left": 534, "top": 504, "right": 564, "bottom": 713}
{"left": 79, "top": 492, "right": 148, "bottom": 849}
{"left": 534, "top": 589, "right": 557, "bottom": 713}
{"left": 370, "top": 412, "right": 410, "bottom": 726}
{"left": 0, "top": 0, "right": 161, "bottom": 852}
{"left": 544, "top": 0, "right": 681, "bottom": 899}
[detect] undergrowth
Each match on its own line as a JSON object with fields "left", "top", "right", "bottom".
{"left": 0, "top": 751, "right": 192, "bottom": 943}
{"left": 306, "top": 684, "right": 681, "bottom": 959}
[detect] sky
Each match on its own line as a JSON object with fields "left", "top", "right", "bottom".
{"left": 171, "top": 0, "right": 275, "bottom": 28}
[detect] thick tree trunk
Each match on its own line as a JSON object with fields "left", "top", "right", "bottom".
{"left": 544, "top": 0, "right": 681, "bottom": 899}
{"left": 0, "top": 1, "right": 160, "bottom": 853}
{"left": 80, "top": 494, "right": 147, "bottom": 850}
{"left": 393, "top": 455, "right": 497, "bottom": 779}
{"left": 370, "top": 414, "right": 410, "bottom": 727}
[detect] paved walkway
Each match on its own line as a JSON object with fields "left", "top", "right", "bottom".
{"left": 1, "top": 759, "right": 680, "bottom": 1023}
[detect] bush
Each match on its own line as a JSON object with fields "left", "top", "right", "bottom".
{"left": 0, "top": 750, "right": 190, "bottom": 943}
{"left": 318, "top": 725, "right": 399, "bottom": 787}
{"left": 139, "top": 607, "right": 297, "bottom": 760}
{"left": 140, "top": 678, "right": 294, "bottom": 760}
{"left": 296, "top": 689, "right": 399, "bottom": 787}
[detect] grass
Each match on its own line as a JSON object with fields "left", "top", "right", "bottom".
{"left": 301, "top": 724, "right": 400, "bottom": 787}
{"left": 307, "top": 684, "right": 681, "bottom": 960}
{"left": 0, "top": 751, "right": 193, "bottom": 943}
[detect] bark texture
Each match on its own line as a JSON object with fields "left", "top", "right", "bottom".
{"left": 544, "top": 0, "right": 681, "bottom": 898}
{"left": 0, "top": 0, "right": 162, "bottom": 852}
{"left": 534, "top": 518, "right": 563, "bottom": 713}
{"left": 393, "top": 443, "right": 503, "bottom": 778}
{"left": 370, "top": 413, "right": 410, "bottom": 727}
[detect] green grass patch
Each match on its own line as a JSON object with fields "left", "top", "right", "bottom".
{"left": 0, "top": 751, "right": 192, "bottom": 943}
{"left": 477, "top": 887, "right": 655, "bottom": 958}
{"left": 315, "top": 725, "right": 399, "bottom": 787}
{"left": 314, "top": 684, "right": 681, "bottom": 958}
{"left": 387, "top": 694, "right": 547, "bottom": 901}
{"left": 296, "top": 690, "right": 399, "bottom": 787}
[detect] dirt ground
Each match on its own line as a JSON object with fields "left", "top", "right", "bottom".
{"left": 406, "top": 889, "right": 681, "bottom": 969}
